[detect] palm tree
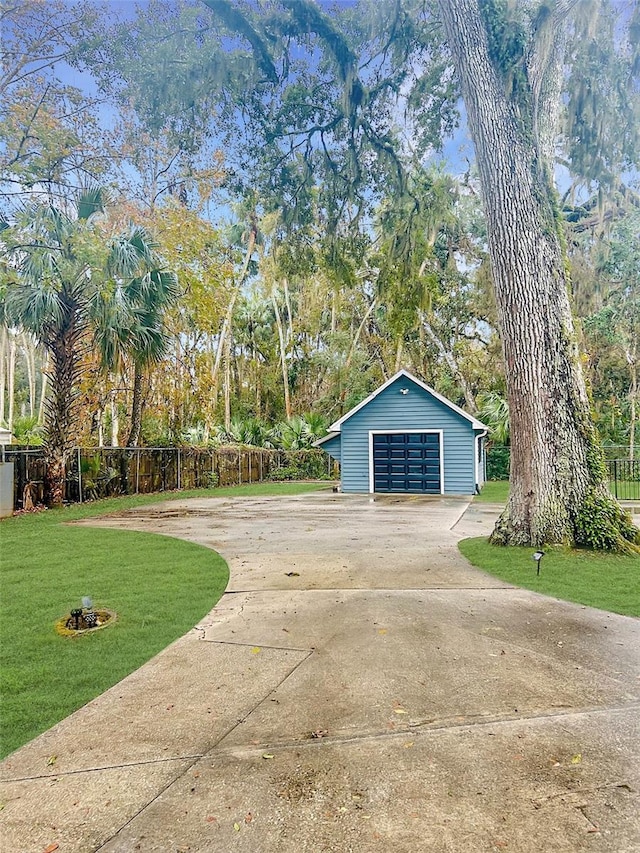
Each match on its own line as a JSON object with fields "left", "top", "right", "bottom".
{"left": 93, "top": 226, "right": 179, "bottom": 446}
{"left": 1, "top": 192, "right": 177, "bottom": 504}
{"left": 1, "top": 189, "right": 109, "bottom": 506}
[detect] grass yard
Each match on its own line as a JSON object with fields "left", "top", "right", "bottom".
{"left": 459, "top": 537, "right": 640, "bottom": 617}
{"left": 475, "top": 480, "right": 509, "bottom": 503}
{"left": 609, "top": 480, "right": 640, "bottom": 500}
{"left": 0, "top": 481, "right": 329, "bottom": 758}
{"left": 477, "top": 479, "right": 640, "bottom": 503}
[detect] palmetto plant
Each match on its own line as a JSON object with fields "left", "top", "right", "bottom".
{"left": 276, "top": 414, "right": 327, "bottom": 450}
{"left": 202, "top": 413, "right": 326, "bottom": 450}
{"left": 225, "top": 416, "right": 275, "bottom": 447}
{"left": 477, "top": 391, "right": 510, "bottom": 446}
{"left": 301, "top": 412, "right": 328, "bottom": 442}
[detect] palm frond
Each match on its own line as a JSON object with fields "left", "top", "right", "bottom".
{"left": 76, "top": 187, "right": 109, "bottom": 221}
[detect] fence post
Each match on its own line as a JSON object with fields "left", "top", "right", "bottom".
{"left": 136, "top": 449, "right": 140, "bottom": 494}
{"left": 238, "top": 449, "right": 242, "bottom": 485}
{"left": 613, "top": 460, "right": 618, "bottom": 498}
{"left": 177, "top": 448, "right": 181, "bottom": 490}
{"left": 77, "top": 447, "right": 83, "bottom": 503}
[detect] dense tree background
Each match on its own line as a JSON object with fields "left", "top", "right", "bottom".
{"left": 0, "top": 0, "right": 638, "bottom": 543}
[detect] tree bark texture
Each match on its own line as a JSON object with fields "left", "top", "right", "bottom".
{"left": 7, "top": 332, "right": 16, "bottom": 431}
{"left": 437, "top": 0, "right": 637, "bottom": 549}
{"left": 43, "top": 318, "right": 83, "bottom": 507}
{"left": 0, "top": 327, "right": 6, "bottom": 426}
{"left": 422, "top": 317, "right": 477, "bottom": 414}
{"left": 126, "top": 362, "right": 144, "bottom": 447}
{"left": 273, "top": 287, "right": 292, "bottom": 420}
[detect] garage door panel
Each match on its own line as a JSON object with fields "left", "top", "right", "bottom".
{"left": 389, "top": 434, "right": 406, "bottom": 444}
{"left": 372, "top": 433, "right": 441, "bottom": 494}
{"left": 406, "top": 448, "right": 424, "bottom": 459}
{"left": 407, "top": 464, "right": 425, "bottom": 475}
{"left": 389, "top": 448, "right": 407, "bottom": 459}
{"left": 390, "top": 478, "right": 409, "bottom": 490}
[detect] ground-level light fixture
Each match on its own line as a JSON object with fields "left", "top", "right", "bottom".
{"left": 532, "top": 550, "right": 545, "bottom": 575}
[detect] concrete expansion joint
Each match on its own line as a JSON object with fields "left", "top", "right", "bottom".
{"left": 216, "top": 701, "right": 640, "bottom": 757}
{"left": 533, "top": 781, "right": 635, "bottom": 811}
{"left": 214, "top": 586, "right": 517, "bottom": 593}
{"left": 448, "top": 500, "right": 472, "bottom": 530}
{"left": 2, "top": 653, "right": 317, "bottom": 789}
{"left": 203, "top": 638, "right": 315, "bottom": 653}
{"left": 3, "top": 753, "right": 207, "bottom": 783}
{"left": 91, "top": 653, "right": 315, "bottom": 852}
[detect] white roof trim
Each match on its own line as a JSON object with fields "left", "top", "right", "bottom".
{"left": 313, "top": 431, "right": 340, "bottom": 447}
{"left": 327, "top": 369, "right": 489, "bottom": 432}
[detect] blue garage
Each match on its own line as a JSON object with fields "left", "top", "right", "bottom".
{"left": 316, "top": 370, "right": 488, "bottom": 495}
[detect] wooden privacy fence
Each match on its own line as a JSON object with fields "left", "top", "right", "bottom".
{"left": 3, "top": 446, "right": 336, "bottom": 510}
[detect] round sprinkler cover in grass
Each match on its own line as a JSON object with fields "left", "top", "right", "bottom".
{"left": 55, "top": 608, "right": 117, "bottom": 637}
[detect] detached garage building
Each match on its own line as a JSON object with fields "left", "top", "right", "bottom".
{"left": 316, "top": 370, "right": 488, "bottom": 495}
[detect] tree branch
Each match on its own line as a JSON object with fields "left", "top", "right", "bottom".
{"left": 200, "top": 0, "right": 278, "bottom": 83}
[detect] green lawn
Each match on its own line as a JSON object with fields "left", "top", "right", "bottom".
{"left": 609, "top": 480, "right": 640, "bottom": 500}
{"left": 477, "top": 479, "right": 639, "bottom": 503}
{"left": 459, "top": 537, "right": 640, "bottom": 617}
{"left": 475, "top": 480, "right": 509, "bottom": 503}
{"left": 0, "top": 481, "right": 329, "bottom": 758}
{"left": 471, "top": 480, "right": 639, "bottom": 615}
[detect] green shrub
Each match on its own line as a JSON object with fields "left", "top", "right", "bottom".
{"left": 268, "top": 465, "right": 301, "bottom": 481}
{"left": 267, "top": 450, "right": 335, "bottom": 481}
{"left": 486, "top": 444, "right": 510, "bottom": 480}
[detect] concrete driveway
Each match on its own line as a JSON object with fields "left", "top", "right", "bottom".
{"left": 1, "top": 491, "right": 639, "bottom": 852}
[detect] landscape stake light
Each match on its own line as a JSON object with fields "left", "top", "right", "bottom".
{"left": 532, "top": 550, "right": 545, "bottom": 575}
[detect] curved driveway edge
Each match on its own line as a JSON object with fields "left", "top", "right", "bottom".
{"left": 1, "top": 492, "right": 639, "bottom": 852}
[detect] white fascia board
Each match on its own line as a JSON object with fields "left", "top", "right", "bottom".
{"left": 313, "top": 431, "right": 340, "bottom": 447}
{"left": 328, "top": 369, "right": 489, "bottom": 432}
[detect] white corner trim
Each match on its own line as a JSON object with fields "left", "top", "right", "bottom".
{"left": 368, "top": 429, "right": 444, "bottom": 495}
{"left": 475, "top": 430, "right": 488, "bottom": 489}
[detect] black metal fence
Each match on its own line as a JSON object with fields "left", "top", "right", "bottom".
{"left": 609, "top": 459, "right": 640, "bottom": 500}
{"left": 483, "top": 446, "right": 639, "bottom": 500}
{"left": 2, "top": 446, "right": 337, "bottom": 510}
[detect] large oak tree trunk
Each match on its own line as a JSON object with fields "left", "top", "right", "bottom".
{"left": 438, "top": 0, "right": 637, "bottom": 550}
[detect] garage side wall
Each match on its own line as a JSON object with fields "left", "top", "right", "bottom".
{"left": 340, "top": 378, "right": 476, "bottom": 494}
{"left": 319, "top": 434, "right": 341, "bottom": 461}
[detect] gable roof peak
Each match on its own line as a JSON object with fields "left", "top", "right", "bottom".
{"left": 327, "top": 369, "right": 488, "bottom": 432}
